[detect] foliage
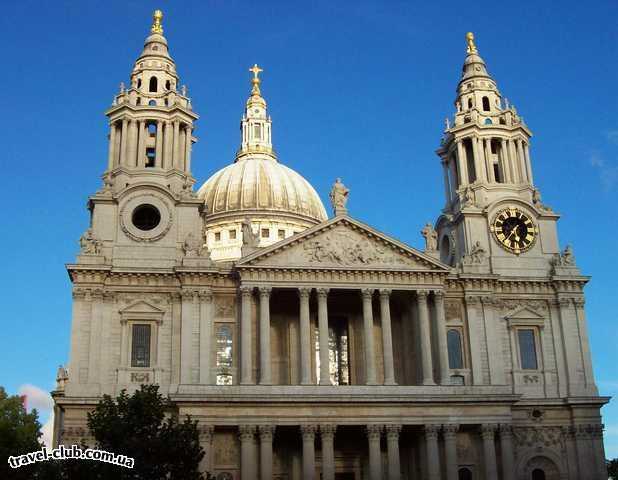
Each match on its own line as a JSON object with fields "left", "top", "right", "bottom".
{"left": 608, "top": 458, "right": 618, "bottom": 480}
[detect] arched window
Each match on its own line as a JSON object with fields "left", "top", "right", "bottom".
{"left": 467, "top": 98, "right": 473, "bottom": 109}
{"left": 137, "top": 78, "right": 142, "bottom": 88}
{"left": 148, "top": 100, "right": 157, "bottom": 107}
{"left": 484, "top": 118, "right": 493, "bottom": 125}
{"left": 458, "top": 467, "right": 473, "bottom": 480}
{"left": 147, "top": 123, "right": 156, "bottom": 135}
{"left": 482, "top": 96, "right": 490, "bottom": 111}
{"left": 531, "top": 469, "right": 546, "bottom": 480}
{"left": 149, "top": 76, "right": 158, "bottom": 93}
{"left": 447, "top": 329, "right": 464, "bottom": 369}
{"left": 136, "top": 98, "right": 141, "bottom": 106}
{"left": 165, "top": 80, "right": 171, "bottom": 90}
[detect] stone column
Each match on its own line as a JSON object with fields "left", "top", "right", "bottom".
{"left": 299, "top": 287, "right": 312, "bottom": 385}
{"left": 259, "top": 425, "right": 275, "bottom": 480}
{"left": 484, "top": 138, "right": 495, "bottom": 182}
{"left": 301, "top": 424, "right": 316, "bottom": 480}
{"left": 107, "top": 123, "right": 117, "bottom": 170}
{"left": 184, "top": 125, "right": 193, "bottom": 172}
{"left": 472, "top": 137, "right": 485, "bottom": 182}
{"left": 366, "top": 425, "right": 383, "bottom": 480}
{"left": 385, "top": 425, "right": 401, "bottom": 480}
{"left": 592, "top": 424, "right": 608, "bottom": 480}
{"left": 198, "top": 424, "right": 214, "bottom": 474}
{"left": 239, "top": 425, "right": 257, "bottom": 480}
{"left": 563, "top": 426, "right": 579, "bottom": 480}
{"left": 379, "top": 289, "right": 396, "bottom": 385}
{"left": 441, "top": 160, "right": 452, "bottom": 203}
{"left": 128, "top": 119, "right": 138, "bottom": 167}
{"left": 443, "top": 424, "right": 458, "bottom": 480}
{"left": 500, "top": 138, "right": 513, "bottom": 182}
{"left": 240, "top": 286, "right": 253, "bottom": 385}
{"left": 524, "top": 142, "right": 534, "bottom": 185}
{"left": 155, "top": 120, "right": 163, "bottom": 168}
{"left": 433, "top": 291, "right": 450, "bottom": 385}
{"left": 480, "top": 424, "right": 498, "bottom": 480}
{"left": 498, "top": 424, "right": 515, "bottom": 480}
{"left": 573, "top": 298, "right": 596, "bottom": 392}
{"left": 575, "top": 424, "right": 595, "bottom": 480}
{"left": 425, "top": 425, "right": 440, "bottom": 480}
{"left": 121, "top": 118, "right": 129, "bottom": 166}
{"left": 456, "top": 140, "right": 469, "bottom": 185}
{"left": 361, "top": 289, "right": 377, "bottom": 385}
{"left": 173, "top": 120, "right": 181, "bottom": 169}
{"left": 163, "top": 120, "right": 173, "bottom": 169}
{"left": 137, "top": 120, "right": 146, "bottom": 168}
{"left": 320, "top": 424, "right": 336, "bottom": 480}
{"left": 317, "top": 288, "right": 330, "bottom": 385}
{"left": 199, "top": 290, "right": 214, "bottom": 384}
{"left": 259, "top": 287, "right": 272, "bottom": 385}
{"left": 180, "top": 290, "right": 195, "bottom": 384}
{"left": 417, "top": 291, "right": 435, "bottom": 385}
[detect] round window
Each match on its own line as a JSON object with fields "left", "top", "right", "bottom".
{"left": 131, "top": 204, "right": 161, "bottom": 231}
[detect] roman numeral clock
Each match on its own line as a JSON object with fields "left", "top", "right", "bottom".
{"left": 490, "top": 207, "right": 538, "bottom": 254}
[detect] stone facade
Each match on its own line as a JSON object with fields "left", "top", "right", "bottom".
{"left": 51, "top": 13, "right": 608, "bottom": 480}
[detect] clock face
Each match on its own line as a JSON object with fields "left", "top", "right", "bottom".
{"left": 490, "top": 208, "right": 537, "bottom": 254}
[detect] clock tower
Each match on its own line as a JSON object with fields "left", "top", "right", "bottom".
{"left": 435, "top": 33, "right": 563, "bottom": 277}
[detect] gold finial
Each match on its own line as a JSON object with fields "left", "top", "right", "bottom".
{"left": 151, "top": 10, "right": 164, "bottom": 35}
{"left": 249, "top": 63, "right": 264, "bottom": 95}
{"left": 466, "top": 32, "right": 477, "bottom": 54}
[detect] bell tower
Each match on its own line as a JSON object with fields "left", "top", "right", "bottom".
{"left": 434, "top": 33, "right": 563, "bottom": 276}
{"left": 104, "top": 10, "right": 198, "bottom": 192}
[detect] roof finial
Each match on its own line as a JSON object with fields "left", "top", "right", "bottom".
{"left": 249, "top": 63, "right": 264, "bottom": 96}
{"left": 466, "top": 32, "right": 477, "bottom": 54}
{"left": 151, "top": 9, "right": 164, "bottom": 35}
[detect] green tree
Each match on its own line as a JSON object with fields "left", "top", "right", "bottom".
{"left": 608, "top": 458, "right": 618, "bottom": 480}
{"left": 0, "top": 386, "right": 44, "bottom": 480}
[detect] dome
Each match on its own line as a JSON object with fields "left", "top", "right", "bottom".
{"left": 197, "top": 156, "right": 327, "bottom": 222}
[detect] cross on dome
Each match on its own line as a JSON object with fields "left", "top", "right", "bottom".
{"left": 249, "top": 63, "right": 264, "bottom": 96}
{"left": 151, "top": 9, "right": 164, "bottom": 35}
{"left": 466, "top": 32, "right": 477, "bottom": 54}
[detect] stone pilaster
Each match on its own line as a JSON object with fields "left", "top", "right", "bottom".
{"left": 480, "top": 424, "right": 498, "bottom": 480}
{"left": 366, "top": 424, "right": 383, "bottom": 480}
{"left": 498, "top": 424, "right": 515, "bottom": 480}
{"left": 443, "top": 424, "right": 459, "bottom": 480}
{"left": 320, "top": 424, "right": 336, "bottom": 480}
{"left": 317, "top": 288, "right": 330, "bottom": 385}
{"left": 199, "top": 289, "right": 213, "bottom": 384}
{"left": 301, "top": 424, "right": 317, "bottom": 480}
{"left": 385, "top": 424, "right": 401, "bottom": 480}
{"left": 417, "top": 291, "right": 435, "bottom": 385}
{"left": 361, "top": 289, "right": 377, "bottom": 385}
{"left": 259, "top": 287, "right": 272, "bottom": 385}
{"left": 433, "top": 290, "right": 450, "bottom": 385}
{"left": 299, "top": 288, "right": 312, "bottom": 385}
{"left": 198, "top": 424, "right": 214, "bottom": 474}
{"left": 425, "top": 425, "right": 440, "bottom": 480}
{"left": 240, "top": 286, "right": 254, "bottom": 385}
{"left": 239, "top": 425, "right": 257, "bottom": 480}
{"left": 465, "top": 295, "right": 485, "bottom": 385}
{"left": 380, "top": 289, "right": 396, "bottom": 385}
{"left": 259, "top": 425, "right": 275, "bottom": 480}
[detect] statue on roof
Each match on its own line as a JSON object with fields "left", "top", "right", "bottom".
{"left": 329, "top": 178, "right": 349, "bottom": 216}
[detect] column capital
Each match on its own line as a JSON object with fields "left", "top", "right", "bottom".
{"left": 465, "top": 295, "right": 482, "bottom": 306}
{"left": 320, "top": 424, "right": 337, "bottom": 438}
{"left": 240, "top": 285, "right": 253, "bottom": 297}
{"left": 417, "top": 289, "right": 430, "bottom": 301}
{"left": 424, "top": 424, "right": 440, "bottom": 439}
{"left": 198, "top": 424, "right": 214, "bottom": 441}
{"left": 298, "top": 287, "right": 312, "bottom": 299}
{"left": 258, "top": 424, "right": 276, "bottom": 440}
{"left": 498, "top": 424, "right": 513, "bottom": 437}
{"left": 317, "top": 287, "right": 330, "bottom": 299}
{"left": 361, "top": 288, "right": 375, "bottom": 300}
{"left": 385, "top": 424, "right": 402, "bottom": 439}
{"left": 480, "top": 423, "right": 498, "bottom": 438}
{"left": 366, "top": 424, "right": 383, "bottom": 440}
{"left": 433, "top": 289, "right": 445, "bottom": 299}
{"left": 238, "top": 424, "right": 257, "bottom": 441}
{"left": 198, "top": 289, "right": 213, "bottom": 302}
{"left": 379, "top": 288, "right": 392, "bottom": 299}
{"left": 443, "top": 424, "right": 459, "bottom": 437}
{"left": 259, "top": 286, "right": 272, "bottom": 297}
{"left": 573, "top": 297, "right": 585, "bottom": 308}
{"left": 300, "top": 424, "right": 317, "bottom": 439}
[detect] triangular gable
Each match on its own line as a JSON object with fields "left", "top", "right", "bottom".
{"left": 504, "top": 305, "right": 545, "bottom": 320}
{"left": 119, "top": 300, "right": 165, "bottom": 314}
{"left": 237, "top": 215, "right": 450, "bottom": 271}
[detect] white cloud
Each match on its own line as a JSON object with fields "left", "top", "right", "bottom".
{"left": 17, "top": 384, "right": 53, "bottom": 413}
{"left": 589, "top": 152, "right": 618, "bottom": 192}
{"left": 40, "top": 412, "right": 54, "bottom": 447}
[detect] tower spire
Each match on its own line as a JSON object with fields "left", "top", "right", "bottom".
{"left": 151, "top": 9, "right": 164, "bottom": 35}
{"left": 236, "top": 64, "right": 276, "bottom": 161}
{"left": 466, "top": 32, "right": 477, "bottom": 54}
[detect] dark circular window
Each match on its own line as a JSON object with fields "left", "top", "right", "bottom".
{"left": 132, "top": 204, "right": 161, "bottom": 231}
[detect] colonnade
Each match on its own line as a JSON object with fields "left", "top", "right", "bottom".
{"left": 107, "top": 118, "right": 192, "bottom": 171}
{"left": 239, "top": 286, "right": 451, "bottom": 386}
{"left": 221, "top": 422, "right": 517, "bottom": 480}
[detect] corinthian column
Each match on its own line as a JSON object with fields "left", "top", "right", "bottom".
{"left": 317, "top": 288, "right": 330, "bottom": 385}
{"left": 298, "top": 288, "right": 312, "bottom": 385}
{"left": 443, "top": 424, "right": 459, "bottom": 480}
{"left": 107, "top": 123, "right": 117, "bottom": 170}
{"left": 499, "top": 424, "right": 515, "bottom": 480}
{"left": 417, "top": 291, "right": 435, "bottom": 385}
{"left": 259, "top": 425, "right": 275, "bottom": 480}
{"left": 385, "top": 425, "right": 401, "bottom": 480}
{"left": 425, "top": 425, "right": 440, "bottom": 480}
{"left": 320, "top": 425, "right": 336, "bottom": 480}
{"left": 301, "top": 424, "right": 316, "bottom": 480}
{"left": 259, "top": 287, "right": 272, "bottom": 385}
{"left": 172, "top": 120, "right": 181, "bottom": 169}
{"left": 155, "top": 120, "right": 163, "bottom": 168}
{"left": 198, "top": 424, "right": 214, "bottom": 474}
{"left": 434, "top": 291, "right": 450, "bottom": 384}
{"left": 163, "top": 120, "right": 173, "bottom": 169}
{"left": 184, "top": 125, "right": 193, "bottom": 172}
{"left": 199, "top": 290, "right": 213, "bottom": 384}
{"left": 366, "top": 424, "right": 383, "bottom": 480}
{"left": 180, "top": 290, "right": 195, "bottom": 384}
{"left": 240, "top": 286, "right": 253, "bottom": 385}
{"left": 120, "top": 118, "right": 129, "bottom": 166}
{"left": 480, "top": 424, "right": 498, "bottom": 480}
{"left": 239, "top": 425, "right": 257, "bottom": 480}
{"left": 380, "top": 289, "right": 396, "bottom": 385}
{"left": 361, "top": 289, "right": 377, "bottom": 385}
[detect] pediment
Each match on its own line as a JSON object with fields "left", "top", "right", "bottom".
{"left": 504, "top": 305, "right": 545, "bottom": 320}
{"left": 119, "top": 300, "right": 165, "bottom": 314}
{"left": 237, "top": 216, "right": 449, "bottom": 271}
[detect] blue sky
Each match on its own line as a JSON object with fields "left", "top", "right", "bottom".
{"left": 1, "top": 0, "right": 617, "bottom": 454}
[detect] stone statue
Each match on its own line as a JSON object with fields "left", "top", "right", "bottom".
{"left": 241, "top": 218, "right": 259, "bottom": 247}
{"left": 560, "top": 244, "right": 575, "bottom": 266}
{"left": 181, "top": 85, "right": 187, "bottom": 96}
{"left": 79, "top": 228, "right": 101, "bottom": 255}
{"left": 421, "top": 223, "right": 438, "bottom": 252}
{"left": 183, "top": 232, "right": 201, "bottom": 256}
{"left": 463, "top": 241, "right": 486, "bottom": 265}
{"left": 445, "top": 117, "right": 451, "bottom": 130}
{"left": 56, "top": 365, "right": 68, "bottom": 391}
{"left": 461, "top": 186, "right": 475, "bottom": 208}
{"left": 329, "top": 178, "right": 349, "bottom": 216}
{"left": 119, "top": 82, "right": 125, "bottom": 94}
{"left": 532, "top": 188, "right": 542, "bottom": 205}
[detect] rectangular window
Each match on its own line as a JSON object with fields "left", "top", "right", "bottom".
{"left": 215, "top": 324, "right": 233, "bottom": 385}
{"left": 131, "top": 324, "right": 151, "bottom": 367}
{"left": 315, "top": 317, "right": 349, "bottom": 385}
{"left": 229, "top": 229, "right": 237, "bottom": 240}
{"left": 214, "top": 232, "right": 221, "bottom": 241}
{"left": 261, "top": 228, "right": 270, "bottom": 238}
{"left": 145, "top": 148, "right": 156, "bottom": 168}
{"left": 447, "top": 328, "right": 464, "bottom": 369}
{"left": 254, "top": 124, "right": 262, "bottom": 139}
{"left": 518, "top": 329, "right": 538, "bottom": 370}
{"left": 278, "top": 229, "right": 285, "bottom": 240}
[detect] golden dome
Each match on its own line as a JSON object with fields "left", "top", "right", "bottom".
{"left": 197, "top": 156, "right": 328, "bottom": 223}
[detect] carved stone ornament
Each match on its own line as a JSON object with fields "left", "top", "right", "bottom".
{"left": 241, "top": 217, "right": 259, "bottom": 248}
{"left": 550, "top": 244, "right": 577, "bottom": 271}
{"left": 329, "top": 178, "right": 349, "bottom": 216}
{"left": 461, "top": 241, "right": 487, "bottom": 265}
{"left": 130, "top": 372, "right": 150, "bottom": 383}
{"left": 119, "top": 193, "right": 173, "bottom": 243}
{"left": 79, "top": 228, "right": 102, "bottom": 255}
{"left": 215, "top": 297, "right": 236, "bottom": 317}
{"left": 495, "top": 298, "right": 548, "bottom": 313}
{"left": 182, "top": 232, "right": 202, "bottom": 257}
{"left": 421, "top": 223, "right": 438, "bottom": 252}
{"left": 513, "top": 426, "right": 565, "bottom": 451}
{"left": 55, "top": 365, "right": 69, "bottom": 391}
